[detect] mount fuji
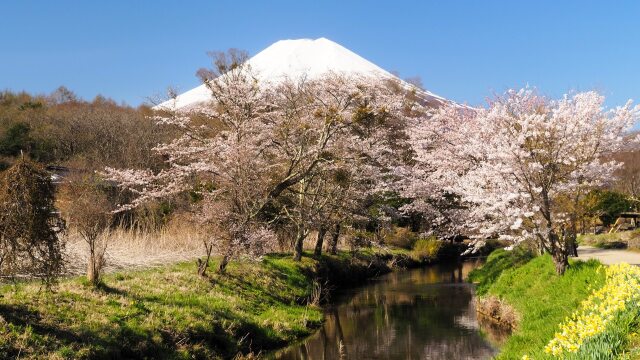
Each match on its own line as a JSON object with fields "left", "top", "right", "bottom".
{"left": 157, "top": 38, "right": 451, "bottom": 110}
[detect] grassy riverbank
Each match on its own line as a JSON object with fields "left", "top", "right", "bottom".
{"left": 470, "top": 250, "right": 606, "bottom": 359}
{"left": 0, "top": 250, "right": 410, "bottom": 359}
{"left": 471, "top": 248, "right": 640, "bottom": 359}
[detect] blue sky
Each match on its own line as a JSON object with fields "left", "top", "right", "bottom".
{"left": 2, "top": 1, "right": 639, "bottom": 114}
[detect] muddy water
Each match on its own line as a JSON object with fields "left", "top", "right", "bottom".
{"left": 271, "top": 260, "right": 498, "bottom": 360}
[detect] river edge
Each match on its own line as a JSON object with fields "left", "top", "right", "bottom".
{"left": 268, "top": 257, "right": 501, "bottom": 360}
{"left": 226, "top": 247, "right": 475, "bottom": 357}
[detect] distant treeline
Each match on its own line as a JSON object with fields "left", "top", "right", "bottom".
{"left": 0, "top": 87, "right": 170, "bottom": 172}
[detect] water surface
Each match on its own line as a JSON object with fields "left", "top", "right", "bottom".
{"left": 271, "top": 260, "right": 497, "bottom": 360}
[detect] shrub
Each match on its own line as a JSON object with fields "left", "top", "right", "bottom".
{"left": 383, "top": 226, "right": 418, "bottom": 249}
{"left": 583, "top": 189, "right": 634, "bottom": 227}
{"left": 57, "top": 173, "right": 113, "bottom": 285}
{"left": 0, "top": 158, "right": 65, "bottom": 285}
{"left": 476, "top": 295, "right": 520, "bottom": 329}
{"left": 411, "top": 236, "right": 442, "bottom": 260}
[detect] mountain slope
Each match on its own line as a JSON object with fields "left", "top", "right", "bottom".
{"left": 156, "top": 37, "right": 450, "bottom": 110}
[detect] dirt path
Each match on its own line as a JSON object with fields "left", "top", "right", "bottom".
{"left": 577, "top": 245, "right": 640, "bottom": 266}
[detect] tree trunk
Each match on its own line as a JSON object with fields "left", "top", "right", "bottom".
{"left": 198, "top": 241, "right": 215, "bottom": 276}
{"left": 541, "top": 190, "right": 569, "bottom": 275}
{"left": 294, "top": 230, "right": 306, "bottom": 261}
{"left": 552, "top": 248, "right": 569, "bottom": 275}
{"left": 87, "top": 251, "right": 97, "bottom": 285}
{"left": 314, "top": 226, "right": 327, "bottom": 256}
{"left": 217, "top": 255, "right": 229, "bottom": 274}
{"left": 87, "top": 243, "right": 103, "bottom": 286}
{"left": 568, "top": 236, "right": 578, "bottom": 257}
{"left": 329, "top": 224, "right": 341, "bottom": 255}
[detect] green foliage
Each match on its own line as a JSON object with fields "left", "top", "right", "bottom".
{"left": 584, "top": 189, "right": 634, "bottom": 226}
{"left": 0, "top": 122, "right": 54, "bottom": 163}
{"left": 0, "top": 158, "right": 65, "bottom": 285}
{"left": 0, "top": 122, "right": 32, "bottom": 156}
{"left": 476, "top": 253, "right": 605, "bottom": 359}
{"left": 383, "top": 226, "right": 418, "bottom": 249}
{"left": 411, "top": 236, "right": 442, "bottom": 260}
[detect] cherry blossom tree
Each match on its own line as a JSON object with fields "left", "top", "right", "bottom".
{"left": 267, "top": 74, "right": 413, "bottom": 260}
{"left": 106, "top": 58, "right": 279, "bottom": 274}
{"left": 105, "top": 52, "right": 416, "bottom": 270}
{"left": 405, "top": 89, "right": 638, "bottom": 274}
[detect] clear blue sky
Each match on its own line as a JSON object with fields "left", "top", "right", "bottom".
{"left": 2, "top": 1, "right": 639, "bottom": 113}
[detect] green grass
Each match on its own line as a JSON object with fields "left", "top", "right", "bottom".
{"left": 0, "top": 251, "right": 391, "bottom": 359}
{"left": 472, "top": 250, "right": 606, "bottom": 359}
{"left": 468, "top": 247, "right": 535, "bottom": 296}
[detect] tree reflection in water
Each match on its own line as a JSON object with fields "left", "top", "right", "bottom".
{"left": 272, "top": 260, "right": 498, "bottom": 360}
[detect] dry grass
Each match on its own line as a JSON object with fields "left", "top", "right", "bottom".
{"left": 578, "top": 229, "right": 640, "bottom": 250}
{"left": 64, "top": 223, "right": 203, "bottom": 275}
{"left": 476, "top": 295, "right": 520, "bottom": 330}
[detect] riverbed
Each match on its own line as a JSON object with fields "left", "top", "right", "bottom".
{"left": 270, "top": 260, "right": 497, "bottom": 360}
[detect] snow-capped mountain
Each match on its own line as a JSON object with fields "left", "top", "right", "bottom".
{"left": 156, "top": 37, "right": 450, "bottom": 110}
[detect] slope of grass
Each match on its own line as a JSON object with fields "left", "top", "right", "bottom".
{"left": 468, "top": 247, "right": 535, "bottom": 296}
{"left": 0, "top": 251, "right": 391, "bottom": 359}
{"left": 472, "top": 252, "right": 606, "bottom": 359}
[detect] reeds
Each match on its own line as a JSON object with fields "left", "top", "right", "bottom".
{"left": 64, "top": 221, "right": 203, "bottom": 275}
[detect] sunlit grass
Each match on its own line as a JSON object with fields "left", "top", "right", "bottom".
{"left": 472, "top": 251, "right": 605, "bottom": 359}
{"left": 0, "top": 255, "right": 326, "bottom": 359}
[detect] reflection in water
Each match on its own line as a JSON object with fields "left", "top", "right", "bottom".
{"left": 271, "top": 260, "right": 497, "bottom": 360}
{"left": 476, "top": 313, "right": 512, "bottom": 348}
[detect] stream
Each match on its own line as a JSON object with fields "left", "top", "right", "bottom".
{"left": 270, "top": 260, "right": 501, "bottom": 360}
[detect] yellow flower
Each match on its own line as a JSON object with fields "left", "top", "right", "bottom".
{"left": 543, "top": 263, "right": 640, "bottom": 357}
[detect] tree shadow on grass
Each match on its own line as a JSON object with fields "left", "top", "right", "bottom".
{"left": 0, "top": 304, "right": 84, "bottom": 358}
{"left": 0, "top": 301, "right": 182, "bottom": 359}
{"left": 0, "top": 287, "right": 280, "bottom": 359}
{"left": 96, "top": 278, "right": 291, "bottom": 357}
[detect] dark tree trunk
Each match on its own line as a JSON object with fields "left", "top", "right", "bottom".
{"left": 568, "top": 237, "right": 578, "bottom": 257}
{"left": 548, "top": 228, "right": 569, "bottom": 275}
{"left": 329, "top": 224, "right": 341, "bottom": 255}
{"left": 552, "top": 248, "right": 569, "bottom": 275}
{"left": 87, "top": 240, "right": 104, "bottom": 286}
{"left": 294, "top": 230, "right": 305, "bottom": 261}
{"left": 314, "top": 226, "right": 327, "bottom": 256}
{"left": 198, "top": 241, "right": 215, "bottom": 276}
{"left": 217, "top": 255, "right": 229, "bottom": 274}
{"left": 541, "top": 190, "right": 569, "bottom": 275}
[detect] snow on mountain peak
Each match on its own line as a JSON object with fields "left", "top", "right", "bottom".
{"left": 156, "top": 37, "right": 448, "bottom": 110}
